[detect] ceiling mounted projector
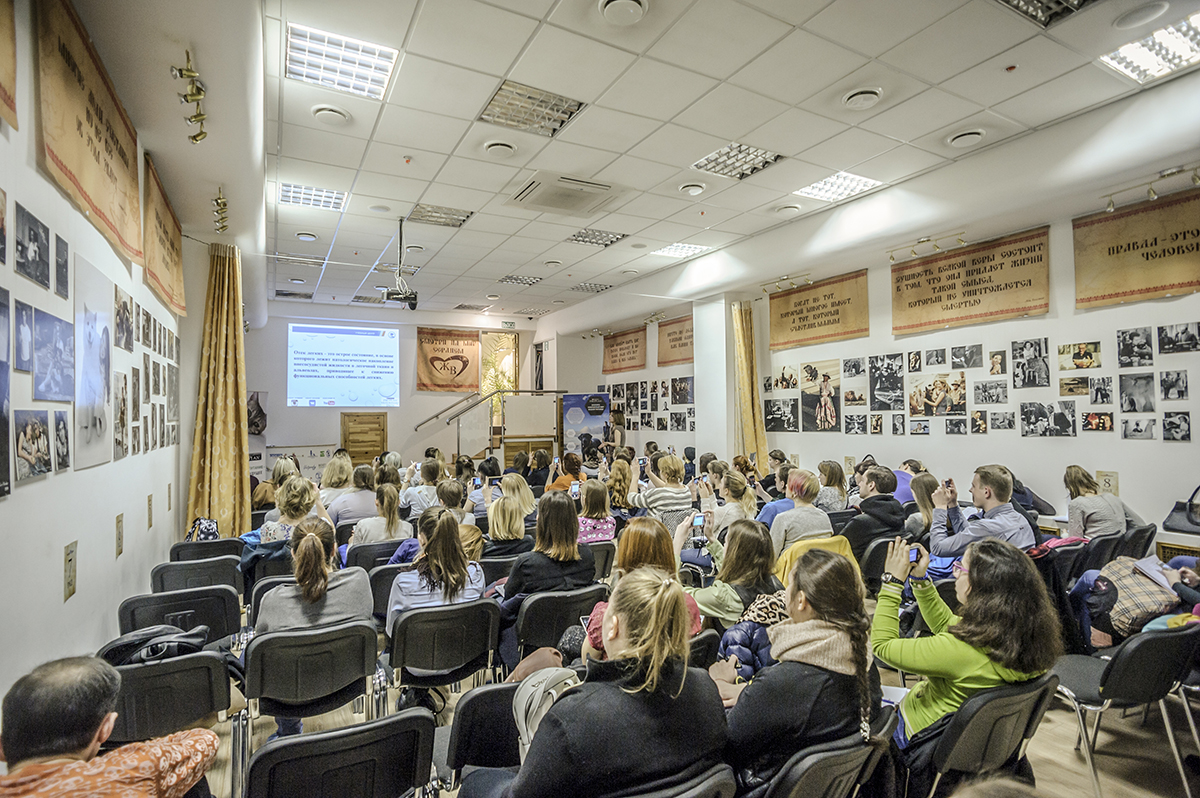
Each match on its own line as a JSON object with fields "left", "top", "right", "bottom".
{"left": 384, "top": 288, "right": 418, "bottom": 310}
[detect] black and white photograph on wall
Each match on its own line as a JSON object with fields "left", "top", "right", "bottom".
{"left": 640, "top": 381, "right": 648, "bottom": 400}
{"left": 114, "top": 287, "right": 134, "bottom": 352}
{"left": 140, "top": 417, "right": 147, "bottom": 452}
{"left": 0, "top": 188, "right": 6, "bottom": 265}
{"left": 53, "top": 410, "right": 70, "bottom": 471}
{"left": 14, "top": 204, "right": 50, "bottom": 289}
{"left": 159, "top": 403, "right": 166, "bottom": 448}
{"left": 1116, "top": 327, "right": 1154, "bottom": 367}
{"left": 74, "top": 256, "right": 114, "bottom": 470}
{"left": 1122, "top": 418, "right": 1156, "bottom": 439}
{"left": 971, "top": 411, "right": 987, "bottom": 434}
{"left": 772, "top": 366, "right": 799, "bottom": 390}
{"left": 909, "top": 419, "right": 930, "bottom": 435}
{"left": 973, "top": 380, "right": 1008, "bottom": 404}
{"left": 640, "top": 398, "right": 647, "bottom": 411}
{"left": 142, "top": 353, "right": 151, "bottom": 402}
{"left": 650, "top": 379, "right": 658, "bottom": 399}
{"left": 889, "top": 414, "right": 903, "bottom": 435}
{"left": 801, "top": 359, "right": 840, "bottom": 432}
{"left": 141, "top": 308, "right": 152, "bottom": 346}
{"left": 989, "top": 351, "right": 1006, "bottom": 375}
{"left": 0, "top": 288, "right": 7, "bottom": 368}
{"left": 762, "top": 375, "right": 772, "bottom": 393}
{"left": 132, "top": 425, "right": 140, "bottom": 455}
{"left": 844, "top": 389, "right": 866, "bottom": 407}
{"left": 113, "top": 373, "right": 128, "bottom": 461}
{"left": 925, "top": 349, "right": 946, "bottom": 367}
{"left": 951, "top": 345, "right": 983, "bottom": 370}
{"left": 33, "top": 309, "right": 74, "bottom": 402}
{"left": 14, "top": 300, "right": 32, "bottom": 373}
{"left": 133, "top": 303, "right": 140, "bottom": 344}
{"left": 946, "top": 418, "right": 967, "bottom": 435}
{"left": 1059, "top": 377, "right": 1089, "bottom": 397}
{"left": 687, "top": 407, "right": 695, "bottom": 418}
{"left": 0, "top": 363, "right": 9, "bottom": 497}
{"left": 1159, "top": 323, "right": 1200, "bottom": 354}
{"left": 689, "top": 420, "right": 695, "bottom": 432}
{"left": 670, "top": 412, "right": 686, "bottom": 432}
{"left": 990, "top": 412, "right": 1015, "bottom": 430}
{"left": 660, "top": 380, "right": 668, "bottom": 400}
{"left": 1161, "top": 370, "right": 1189, "bottom": 400}
{"left": 656, "top": 416, "right": 667, "bottom": 432}
{"left": 1119, "top": 372, "right": 1155, "bottom": 412}
{"left": 1020, "top": 401, "right": 1077, "bottom": 437}
{"left": 14, "top": 410, "right": 52, "bottom": 482}
{"left": 131, "top": 368, "right": 140, "bottom": 422}
{"left": 908, "top": 372, "right": 967, "bottom": 417}
{"left": 629, "top": 421, "right": 638, "bottom": 431}
{"left": 671, "top": 377, "right": 694, "bottom": 405}
{"left": 869, "top": 353, "right": 904, "bottom": 411}
{"left": 1089, "top": 377, "right": 1113, "bottom": 404}
{"left": 1164, "top": 412, "right": 1191, "bottom": 441}
{"left": 1082, "top": 412, "right": 1114, "bottom": 431}
{"left": 650, "top": 391, "right": 658, "bottom": 412}
{"left": 843, "top": 357, "right": 865, "bottom": 378}
{"left": 1058, "top": 342, "right": 1101, "bottom": 370}
{"left": 150, "top": 403, "right": 157, "bottom": 450}
{"left": 869, "top": 414, "right": 883, "bottom": 434}
{"left": 626, "top": 383, "right": 637, "bottom": 404}
{"left": 907, "top": 352, "right": 922, "bottom": 372}
{"left": 611, "top": 383, "right": 624, "bottom": 402}
{"left": 1012, "top": 338, "right": 1050, "bottom": 388}
{"left": 764, "top": 398, "right": 799, "bottom": 432}
{"left": 54, "top": 236, "right": 69, "bottom": 299}
{"left": 640, "top": 412, "right": 651, "bottom": 427}
{"left": 845, "top": 414, "right": 867, "bottom": 435}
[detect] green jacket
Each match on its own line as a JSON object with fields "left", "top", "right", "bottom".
{"left": 681, "top": 540, "right": 744, "bottom": 629}
{"left": 871, "top": 580, "right": 1036, "bottom": 735}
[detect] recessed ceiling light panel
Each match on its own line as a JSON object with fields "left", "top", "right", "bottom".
{"left": 285, "top": 23, "right": 399, "bottom": 100}
{"left": 692, "top": 142, "right": 784, "bottom": 180}
{"left": 407, "top": 203, "right": 474, "bottom": 227}
{"left": 651, "top": 243, "right": 710, "bottom": 258}
{"left": 499, "top": 274, "right": 543, "bottom": 286}
{"left": 368, "top": 204, "right": 391, "bottom": 213}
{"left": 599, "top": 0, "right": 647, "bottom": 26}
{"left": 567, "top": 228, "right": 627, "bottom": 247}
{"left": 518, "top": 307, "right": 551, "bottom": 316}
{"left": 279, "top": 182, "right": 347, "bottom": 210}
{"left": 1100, "top": 11, "right": 1200, "bottom": 83}
{"left": 288, "top": 277, "right": 306, "bottom": 284}
{"left": 479, "top": 80, "right": 585, "bottom": 138}
{"left": 571, "top": 282, "right": 613, "bottom": 293}
{"left": 793, "top": 172, "right": 883, "bottom": 202}
{"left": 678, "top": 182, "right": 706, "bottom": 196}
{"left": 454, "top": 303, "right": 492, "bottom": 312}
{"left": 991, "top": 0, "right": 1098, "bottom": 28}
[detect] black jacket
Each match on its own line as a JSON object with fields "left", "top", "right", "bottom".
{"left": 504, "top": 546, "right": 596, "bottom": 597}
{"left": 503, "top": 657, "right": 728, "bottom": 798}
{"left": 840, "top": 494, "right": 908, "bottom": 562}
{"left": 482, "top": 535, "right": 535, "bottom": 559}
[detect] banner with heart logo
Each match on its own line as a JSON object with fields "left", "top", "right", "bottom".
{"left": 416, "top": 327, "right": 481, "bottom": 392}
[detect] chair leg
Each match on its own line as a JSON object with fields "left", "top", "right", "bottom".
{"left": 1177, "top": 686, "right": 1200, "bottom": 756}
{"left": 1090, "top": 709, "right": 1103, "bottom": 753}
{"left": 229, "top": 709, "right": 242, "bottom": 798}
{"left": 1142, "top": 702, "right": 1151, "bottom": 726}
{"left": 1161, "top": 698, "right": 1195, "bottom": 798}
{"left": 1070, "top": 701, "right": 1104, "bottom": 798}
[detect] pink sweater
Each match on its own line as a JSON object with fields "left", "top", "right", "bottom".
{"left": 577, "top": 515, "right": 616, "bottom": 545}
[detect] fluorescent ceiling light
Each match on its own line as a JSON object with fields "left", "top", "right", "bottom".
{"left": 792, "top": 172, "right": 882, "bottom": 202}
{"left": 407, "top": 204, "right": 474, "bottom": 227}
{"left": 454, "top": 303, "right": 492, "bottom": 312}
{"left": 651, "top": 243, "right": 710, "bottom": 258}
{"left": 279, "top": 182, "right": 348, "bottom": 210}
{"left": 566, "top": 228, "right": 626, "bottom": 247}
{"left": 991, "top": 0, "right": 1096, "bottom": 28}
{"left": 1100, "top": 12, "right": 1200, "bottom": 84}
{"left": 518, "top": 307, "right": 550, "bottom": 316}
{"left": 479, "top": 80, "right": 585, "bottom": 138}
{"left": 498, "top": 275, "right": 543, "bottom": 286}
{"left": 285, "top": 23, "right": 398, "bottom": 100}
{"left": 571, "top": 282, "right": 612, "bottom": 293}
{"left": 692, "top": 142, "right": 783, "bottom": 180}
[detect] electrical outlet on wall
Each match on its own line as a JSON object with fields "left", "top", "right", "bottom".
{"left": 147, "top": 495, "right": 153, "bottom": 529}
{"left": 116, "top": 514, "right": 124, "bottom": 557}
{"left": 64, "top": 541, "right": 77, "bottom": 602}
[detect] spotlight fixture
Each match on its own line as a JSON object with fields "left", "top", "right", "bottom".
{"left": 188, "top": 127, "right": 207, "bottom": 144}
{"left": 170, "top": 51, "right": 200, "bottom": 81}
{"left": 910, "top": 248, "right": 918, "bottom": 257}
{"left": 1106, "top": 196, "right": 1115, "bottom": 212}
{"left": 172, "top": 51, "right": 208, "bottom": 144}
{"left": 186, "top": 106, "right": 206, "bottom": 126}
{"left": 1193, "top": 170, "right": 1200, "bottom": 186}
{"left": 212, "top": 189, "right": 227, "bottom": 209}
{"left": 178, "top": 82, "right": 205, "bottom": 104}
{"left": 885, "top": 232, "right": 967, "bottom": 262}
{"left": 957, "top": 237, "right": 966, "bottom": 246}
{"left": 932, "top": 242, "right": 941, "bottom": 252}
{"left": 212, "top": 187, "right": 228, "bottom": 234}
{"left": 889, "top": 253, "right": 895, "bottom": 263}
{"left": 1148, "top": 184, "right": 1158, "bottom": 200}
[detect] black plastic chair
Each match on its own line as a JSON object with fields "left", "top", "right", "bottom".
{"left": 1073, "top": 532, "right": 1124, "bottom": 580}
{"left": 171, "top": 538, "right": 246, "bottom": 561}
{"left": 245, "top": 709, "right": 435, "bottom": 798}
{"left": 859, "top": 537, "right": 891, "bottom": 595}
{"left": 902, "top": 501, "right": 918, "bottom": 516}
{"left": 345, "top": 539, "right": 403, "bottom": 571}
{"left": 368, "top": 564, "right": 404, "bottom": 631}
{"left": 251, "top": 509, "right": 268, "bottom": 529}
{"left": 247, "top": 576, "right": 296, "bottom": 628}
{"left": 689, "top": 629, "right": 721, "bottom": 670}
{"left": 1118, "top": 522, "right": 1156, "bottom": 559}
{"left": 592, "top": 540, "right": 617, "bottom": 580}
{"left": 762, "top": 733, "right": 872, "bottom": 798}
{"left": 151, "top": 555, "right": 241, "bottom": 594}
{"left": 480, "top": 556, "right": 517, "bottom": 586}
{"left": 335, "top": 522, "right": 356, "bottom": 547}
{"left": 434, "top": 682, "right": 520, "bottom": 789}
{"left": 515, "top": 584, "right": 610, "bottom": 658}
{"left": 1053, "top": 624, "right": 1200, "bottom": 798}
{"left": 1050, "top": 540, "right": 1088, "bottom": 588}
{"left": 475, "top": 514, "right": 489, "bottom": 535}
{"left": 253, "top": 554, "right": 295, "bottom": 588}
{"left": 385, "top": 600, "right": 501, "bottom": 707}
{"left": 107, "top": 652, "right": 231, "bottom": 744}
{"left": 630, "top": 763, "right": 737, "bottom": 797}
{"left": 828, "top": 510, "right": 858, "bottom": 533}
{"left": 531, "top": 485, "right": 546, "bottom": 499}
{"left": 119, "top": 585, "right": 241, "bottom": 641}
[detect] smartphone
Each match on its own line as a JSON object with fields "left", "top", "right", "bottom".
{"left": 692, "top": 514, "right": 705, "bottom": 529}
{"left": 703, "top": 474, "right": 709, "bottom": 483}
{"left": 638, "top": 457, "right": 647, "bottom": 466}
{"left": 569, "top": 481, "right": 580, "bottom": 499}
{"left": 554, "top": 456, "right": 560, "bottom": 465}
{"left": 669, "top": 445, "right": 676, "bottom": 455}
{"left": 473, "top": 477, "right": 481, "bottom": 488}
{"left": 944, "top": 479, "right": 952, "bottom": 488}
{"left": 909, "top": 547, "right": 920, "bottom": 563}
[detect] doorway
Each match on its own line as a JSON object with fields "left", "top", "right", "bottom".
{"left": 340, "top": 412, "right": 387, "bottom": 466}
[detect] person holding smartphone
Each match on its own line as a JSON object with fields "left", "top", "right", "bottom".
{"left": 464, "top": 457, "right": 503, "bottom": 521}
{"left": 546, "top": 452, "right": 585, "bottom": 493}
{"left": 927, "top": 466, "right": 1034, "bottom": 558}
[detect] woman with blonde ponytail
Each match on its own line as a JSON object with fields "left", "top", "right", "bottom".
{"left": 698, "top": 469, "right": 756, "bottom": 538}
{"left": 348, "top": 484, "right": 414, "bottom": 547}
{"left": 460, "top": 566, "right": 727, "bottom": 798}
{"left": 255, "top": 516, "right": 373, "bottom": 737}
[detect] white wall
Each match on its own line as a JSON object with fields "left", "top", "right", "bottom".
{"left": 0, "top": 0, "right": 181, "bottom": 697}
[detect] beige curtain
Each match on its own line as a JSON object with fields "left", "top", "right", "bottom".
{"left": 187, "top": 243, "right": 250, "bottom": 536}
{"left": 731, "top": 301, "right": 770, "bottom": 476}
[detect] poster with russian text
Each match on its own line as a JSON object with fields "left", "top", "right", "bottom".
{"left": 657, "top": 315, "right": 693, "bottom": 367}
{"left": 416, "top": 327, "right": 480, "bottom": 392}
{"left": 602, "top": 327, "right": 647, "bottom": 374}
{"left": 769, "top": 270, "right": 869, "bottom": 352}
{"left": 0, "top": 0, "right": 16, "bottom": 129}
{"left": 143, "top": 154, "right": 186, "bottom": 315}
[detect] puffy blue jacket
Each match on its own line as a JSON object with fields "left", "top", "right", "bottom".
{"left": 719, "top": 618, "right": 776, "bottom": 680}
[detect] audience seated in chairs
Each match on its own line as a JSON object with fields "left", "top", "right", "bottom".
{"left": 893, "top": 459, "right": 925, "bottom": 505}
{"left": 545, "top": 452, "right": 585, "bottom": 494}
{"left": 526, "top": 449, "right": 551, "bottom": 492}
{"left": 0, "top": 657, "right": 220, "bottom": 797}
{"left": 465, "top": 458, "right": 503, "bottom": 521}
{"left": 756, "top": 449, "right": 788, "bottom": 499}
{"left": 814, "top": 460, "right": 849, "bottom": 513}
{"left": 317, "top": 452, "right": 353, "bottom": 508}
{"left": 674, "top": 515, "right": 783, "bottom": 633}
{"left": 326, "top": 465, "right": 378, "bottom": 529}
{"left": 629, "top": 453, "right": 693, "bottom": 531}
{"left": 605, "top": 458, "right": 635, "bottom": 519}
{"left": 504, "top": 450, "right": 530, "bottom": 478}
{"left": 459, "top": 567, "right": 728, "bottom": 798}
{"left": 769, "top": 470, "right": 835, "bottom": 556}
{"left": 503, "top": 491, "right": 595, "bottom": 598}
{"left": 755, "top": 463, "right": 795, "bottom": 527}
{"left": 699, "top": 469, "right": 757, "bottom": 540}
{"left": 386, "top": 508, "right": 485, "bottom": 632}
{"left": 483, "top": 497, "right": 536, "bottom": 558}
{"left": 846, "top": 457, "right": 877, "bottom": 507}
{"left": 577, "top": 479, "right": 617, "bottom": 544}
{"left": 904, "top": 472, "right": 942, "bottom": 540}
{"left": 400, "top": 459, "right": 441, "bottom": 518}
{"left": 929, "top": 466, "right": 1035, "bottom": 558}
{"left": 252, "top": 456, "right": 297, "bottom": 511}
{"left": 437, "top": 478, "right": 476, "bottom": 527}
{"left": 260, "top": 475, "right": 332, "bottom": 544}
{"left": 838, "top": 466, "right": 906, "bottom": 563}
{"left": 1064, "top": 465, "right": 1145, "bottom": 539}
{"left": 498, "top": 473, "right": 538, "bottom": 527}
{"left": 347, "top": 484, "right": 413, "bottom": 549}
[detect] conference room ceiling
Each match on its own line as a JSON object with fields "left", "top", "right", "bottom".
{"left": 262, "top": 0, "right": 1200, "bottom": 317}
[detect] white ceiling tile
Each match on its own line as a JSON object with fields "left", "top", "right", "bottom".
{"left": 798, "top": 128, "right": 901, "bottom": 170}
{"left": 596, "top": 59, "right": 718, "bottom": 121}
{"left": 627, "top": 124, "right": 728, "bottom": 167}
{"left": 485, "top": 0, "right": 557, "bottom": 18}
{"left": 730, "top": 29, "right": 869, "bottom": 105}
{"left": 743, "top": 108, "right": 848, "bottom": 157}
{"left": 450, "top": 229, "right": 509, "bottom": 250}
{"left": 350, "top": 172, "right": 428, "bottom": 203}
{"left": 647, "top": 0, "right": 792, "bottom": 80}
{"left": 739, "top": 158, "right": 830, "bottom": 193}
{"left": 284, "top": 0, "right": 416, "bottom": 51}
{"left": 524, "top": 141, "right": 619, "bottom": 178}
{"left": 417, "top": 183, "right": 496, "bottom": 211}
{"left": 452, "top": 122, "right": 552, "bottom": 168}
{"left": 880, "top": 0, "right": 1036, "bottom": 85}
{"left": 646, "top": 168, "right": 738, "bottom": 200}
{"left": 672, "top": 84, "right": 789, "bottom": 141}
{"left": 484, "top": 248, "right": 533, "bottom": 265}
{"left": 265, "top": 120, "right": 280, "bottom": 155}
{"left": 555, "top": 106, "right": 663, "bottom": 153}
{"left": 617, "top": 192, "right": 696, "bottom": 220}
{"left": 361, "top": 143, "right": 448, "bottom": 181}
{"left": 512, "top": 220, "right": 581, "bottom": 242}
{"left": 591, "top": 213, "right": 658, "bottom": 234}
{"left": 374, "top": 106, "right": 472, "bottom": 153}
{"left": 406, "top": 0, "right": 538, "bottom": 76}
{"left": 741, "top": 0, "right": 836, "bottom": 25}
{"left": 434, "top": 156, "right": 520, "bottom": 193}
{"left": 697, "top": 181, "right": 789, "bottom": 212}
{"left": 637, "top": 220, "right": 705, "bottom": 242}
{"left": 592, "top": 155, "right": 684, "bottom": 191}
{"left": 992, "top": 65, "right": 1132, "bottom": 128}
{"left": 858, "top": 89, "right": 983, "bottom": 142}
{"left": 940, "top": 36, "right": 1089, "bottom": 107}
{"left": 548, "top": 0, "right": 693, "bottom": 52}
{"left": 462, "top": 213, "right": 531, "bottom": 235}
{"left": 343, "top": 190, "right": 418, "bottom": 217}
{"left": 684, "top": 229, "right": 743, "bottom": 248}
{"left": 479, "top": 195, "right": 543, "bottom": 220}
{"left": 276, "top": 157, "right": 358, "bottom": 191}
{"left": 266, "top": 77, "right": 280, "bottom": 121}
{"left": 1042, "top": 0, "right": 1200, "bottom": 57}
{"left": 909, "top": 110, "right": 1028, "bottom": 158}
{"left": 850, "top": 145, "right": 946, "bottom": 183}
{"left": 803, "top": 0, "right": 967, "bottom": 58}
{"left": 389, "top": 54, "right": 501, "bottom": 120}
{"left": 540, "top": 241, "right": 604, "bottom": 262}
{"left": 712, "top": 213, "right": 786, "bottom": 235}
{"left": 508, "top": 25, "right": 637, "bottom": 104}
{"left": 279, "top": 80, "right": 382, "bottom": 139}
{"left": 666, "top": 203, "right": 741, "bottom": 228}
{"left": 796, "top": 62, "right": 931, "bottom": 125}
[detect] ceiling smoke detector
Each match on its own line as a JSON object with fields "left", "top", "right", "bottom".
{"left": 947, "top": 129, "right": 986, "bottom": 149}
{"left": 842, "top": 88, "right": 882, "bottom": 110}
{"left": 311, "top": 105, "right": 351, "bottom": 127}
{"left": 484, "top": 140, "right": 516, "bottom": 158}
{"left": 1114, "top": 1, "right": 1169, "bottom": 29}
{"left": 598, "top": 0, "right": 647, "bottom": 26}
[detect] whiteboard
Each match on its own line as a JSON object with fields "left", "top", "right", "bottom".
{"left": 504, "top": 395, "right": 559, "bottom": 437}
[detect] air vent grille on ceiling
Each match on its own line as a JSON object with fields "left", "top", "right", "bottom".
{"left": 518, "top": 307, "right": 551, "bottom": 316}
{"left": 279, "top": 182, "right": 347, "bottom": 210}
{"left": 408, "top": 204, "right": 474, "bottom": 227}
{"left": 479, "top": 80, "right": 585, "bottom": 137}
{"left": 571, "top": 282, "right": 612, "bottom": 293}
{"left": 272, "top": 253, "right": 325, "bottom": 269}
{"left": 991, "top": 0, "right": 1097, "bottom": 27}
{"left": 454, "top": 303, "right": 492, "bottom": 312}
{"left": 504, "top": 170, "right": 632, "bottom": 218}
{"left": 499, "top": 275, "right": 543, "bottom": 286}
{"left": 375, "top": 262, "right": 423, "bottom": 277}
{"left": 352, "top": 294, "right": 384, "bottom": 304}
{"left": 692, "top": 142, "right": 783, "bottom": 180}
{"left": 274, "top": 289, "right": 314, "bottom": 300}
{"left": 567, "top": 228, "right": 627, "bottom": 248}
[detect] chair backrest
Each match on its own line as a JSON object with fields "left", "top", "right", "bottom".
{"left": 902, "top": 501, "right": 918, "bottom": 516}
{"left": 254, "top": 554, "right": 295, "bottom": 585}
{"left": 592, "top": 540, "right": 617, "bottom": 580}
{"left": 931, "top": 673, "right": 1060, "bottom": 778}
{"left": 446, "top": 682, "right": 521, "bottom": 775}
{"left": 1075, "top": 531, "right": 1124, "bottom": 577}
{"left": 335, "top": 522, "right": 356, "bottom": 547}
{"left": 859, "top": 537, "right": 891, "bottom": 594}
{"left": 631, "top": 763, "right": 737, "bottom": 798}
{"left": 1099, "top": 623, "right": 1200, "bottom": 705}
{"left": 251, "top": 509, "right": 268, "bottom": 529}
{"left": 1049, "top": 540, "right": 1087, "bottom": 587}
{"left": 368, "top": 564, "right": 404, "bottom": 619}
{"left": 243, "top": 621, "right": 378, "bottom": 704}
{"left": 389, "top": 599, "right": 501, "bottom": 676}
{"left": 249, "top": 576, "right": 297, "bottom": 626}
{"left": 689, "top": 629, "right": 721, "bottom": 670}
{"left": 345, "top": 539, "right": 403, "bottom": 571}
{"left": 764, "top": 735, "right": 871, "bottom": 798}
{"left": 475, "top": 514, "right": 490, "bottom": 535}
{"left": 515, "top": 584, "right": 610, "bottom": 655}
{"left": 150, "top": 555, "right": 241, "bottom": 594}
{"left": 170, "top": 538, "right": 246, "bottom": 562}
{"left": 828, "top": 510, "right": 858, "bottom": 533}
{"left": 108, "top": 652, "right": 231, "bottom": 744}
{"left": 1119, "top": 523, "right": 1157, "bottom": 560}
{"left": 119, "top": 585, "right": 241, "bottom": 640}
{"left": 246, "top": 709, "right": 435, "bottom": 798}
{"left": 480, "top": 556, "right": 517, "bottom": 586}
{"left": 531, "top": 485, "right": 546, "bottom": 499}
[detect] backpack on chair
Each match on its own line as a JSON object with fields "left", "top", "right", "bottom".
{"left": 513, "top": 667, "right": 581, "bottom": 762}
{"left": 187, "top": 517, "right": 220, "bottom": 542}
{"left": 97, "top": 624, "right": 210, "bottom": 666}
